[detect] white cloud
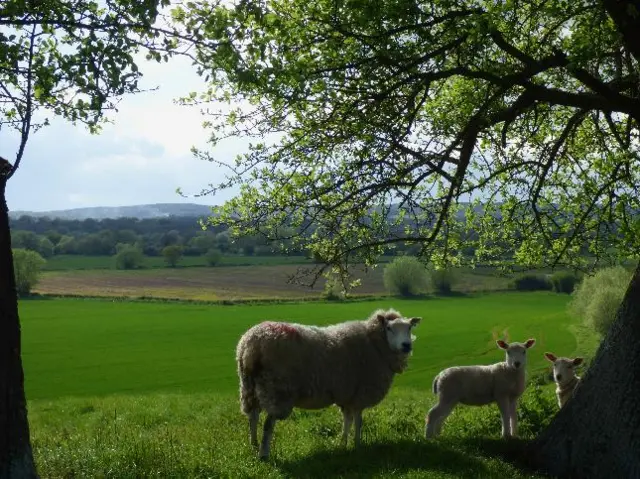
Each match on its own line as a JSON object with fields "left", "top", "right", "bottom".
{"left": 4, "top": 53, "right": 250, "bottom": 212}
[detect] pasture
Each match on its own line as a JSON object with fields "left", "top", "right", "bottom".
{"left": 21, "top": 292, "right": 591, "bottom": 477}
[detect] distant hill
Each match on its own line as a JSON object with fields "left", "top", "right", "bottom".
{"left": 10, "top": 203, "right": 214, "bottom": 220}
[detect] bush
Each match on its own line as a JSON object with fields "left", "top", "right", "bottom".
{"left": 204, "top": 248, "right": 223, "bottom": 266}
{"left": 322, "top": 274, "right": 345, "bottom": 301}
{"left": 13, "top": 248, "right": 46, "bottom": 295}
{"left": 114, "top": 244, "right": 144, "bottom": 270}
{"left": 550, "top": 271, "right": 580, "bottom": 294}
{"left": 430, "top": 267, "right": 458, "bottom": 295}
{"left": 162, "top": 245, "right": 183, "bottom": 267}
{"left": 512, "top": 274, "right": 551, "bottom": 291}
{"left": 383, "top": 256, "right": 429, "bottom": 297}
{"left": 570, "top": 266, "right": 632, "bottom": 336}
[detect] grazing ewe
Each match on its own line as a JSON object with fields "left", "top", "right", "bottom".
{"left": 236, "top": 309, "right": 421, "bottom": 459}
{"left": 544, "top": 352, "right": 583, "bottom": 408}
{"left": 425, "top": 338, "right": 536, "bottom": 439}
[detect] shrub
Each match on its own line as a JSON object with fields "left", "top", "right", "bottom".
{"left": 512, "top": 274, "right": 551, "bottom": 291}
{"left": 322, "top": 274, "right": 345, "bottom": 301}
{"left": 569, "top": 266, "right": 632, "bottom": 336}
{"left": 114, "top": 244, "right": 144, "bottom": 270}
{"left": 430, "top": 267, "right": 458, "bottom": 295}
{"left": 162, "top": 245, "right": 183, "bottom": 267}
{"left": 204, "top": 248, "right": 223, "bottom": 266}
{"left": 383, "top": 256, "right": 429, "bottom": 297}
{"left": 550, "top": 271, "right": 580, "bottom": 294}
{"left": 12, "top": 248, "right": 46, "bottom": 295}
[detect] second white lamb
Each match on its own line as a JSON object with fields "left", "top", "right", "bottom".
{"left": 425, "top": 338, "right": 536, "bottom": 439}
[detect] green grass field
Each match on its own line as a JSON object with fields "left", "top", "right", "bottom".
{"left": 42, "top": 254, "right": 313, "bottom": 271}
{"left": 21, "top": 292, "right": 593, "bottom": 478}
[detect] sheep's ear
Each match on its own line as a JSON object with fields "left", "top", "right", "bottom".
{"left": 409, "top": 317, "right": 421, "bottom": 327}
{"left": 573, "top": 357, "right": 584, "bottom": 366}
{"left": 544, "top": 352, "right": 557, "bottom": 362}
{"left": 376, "top": 313, "right": 387, "bottom": 325}
{"left": 525, "top": 338, "right": 536, "bottom": 349}
{"left": 496, "top": 340, "right": 509, "bottom": 350}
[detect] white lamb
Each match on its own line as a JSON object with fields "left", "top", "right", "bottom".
{"left": 425, "top": 338, "right": 536, "bottom": 439}
{"left": 544, "top": 352, "right": 583, "bottom": 408}
{"left": 236, "top": 308, "right": 421, "bottom": 459}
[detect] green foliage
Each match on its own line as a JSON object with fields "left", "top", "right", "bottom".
{"left": 204, "top": 248, "right": 223, "bottom": 266}
{"left": 180, "top": 0, "right": 640, "bottom": 284}
{"left": 383, "top": 256, "right": 430, "bottom": 297}
{"left": 114, "top": 244, "right": 144, "bottom": 270}
{"left": 569, "top": 266, "right": 632, "bottom": 336}
{"left": 550, "top": 271, "right": 581, "bottom": 294}
{"left": 430, "top": 268, "right": 459, "bottom": 295}
{"left": 512, "top": 274, "right": 551, "bottom": 292}
{"left": 162, "top": 245, "right": 184, "bottom": 267}
{"left": 1, "top": 0, "right": 184, "bottom": 136}
{"left": 12, "top": 248, "right": 46, "bottom": 295}
{"left": 322, "top": 273, "right": 345, "bottom": 301}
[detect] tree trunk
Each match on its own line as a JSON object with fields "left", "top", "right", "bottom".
{"left": 0, "top": 176, "right": 38, "bottom": 478}
{"left": 529, "top": 262, "right": 640, "bottom": 478}
{"left": 601, "top": 0, "right": 640, "bottom": 64}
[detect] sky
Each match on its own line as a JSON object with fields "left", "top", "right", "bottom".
{"left": 4, "top": 54, "right": 248, "bottom": 212}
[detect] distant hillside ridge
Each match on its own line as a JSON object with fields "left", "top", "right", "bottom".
{"left": 10, "top": 203, "right": 215, "bottom": 220}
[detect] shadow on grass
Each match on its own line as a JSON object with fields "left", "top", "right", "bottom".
{"left": 459, "top": 437, "right": 546, "bottom": 477}
{"left": 275, "top": 439, "right": 491, "bottom": 478}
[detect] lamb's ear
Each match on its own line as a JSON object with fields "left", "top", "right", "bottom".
{"left": 544, "top": 352, "right": 557, "bottom": 362}
{"left": 573, "top": 357, "right": 584, "bottom": 366}
{"left": 525, "top": 338, "right": 536, "bottom": 349}
{"left": 496, "top": 340, "right": 509, "bottom": 350}
{"left": 409, "top": 317, "right": 421, "bottom": 327}
{"left": 376, "top": 313, "right": 388, "bottom": 326}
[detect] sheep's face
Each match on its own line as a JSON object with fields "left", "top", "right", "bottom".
{"left": 544, "top": 352, "right": 583, "bottom": 386}
{"left": 382, "top": 316, "right": 421, "bottom": 354}
{"left": 497, "top": 339, "right": 535, "bottom": 370}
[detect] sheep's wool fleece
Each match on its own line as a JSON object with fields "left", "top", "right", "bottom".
{"left": 236, "top": 311, "right": 410, "bottom": 411}
{"left": 557, "top": 376, "right": 580, "bottom": 407}
{"left": 436, "top": 363, "right": 526, "bottom": 406}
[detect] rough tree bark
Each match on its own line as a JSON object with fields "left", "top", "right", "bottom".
{"left": 529, "top": 261, "right": 640, "bottom": 478}
{"left": 0, "top": 159, "right": 38, "bottom": 478}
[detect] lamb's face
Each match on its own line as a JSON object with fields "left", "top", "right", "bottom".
{"left": 383, "top": 316, "right": 421, "bottom": 354}
{"left": 497, "top": 338, "right": 536, "bottom": 370}
{"left": 544, "top": 352, "right": 583, "bottom": 386}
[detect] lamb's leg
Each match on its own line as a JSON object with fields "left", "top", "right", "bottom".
{"left": 259, "top": 414, "right": 277, "bottom": 460}
{"left": 425, "top": 401, "right": 454, "bottom": 438}
{"left": 249, "top": 408, "right": 260, "bottom": 448}
{"left": 496, "top": 398, "right": 511, "bottom": 438}
{"left": 353, "top": 411, "right": 363, "bottom": 447}
{"left": 508, "top": 399, "right": 518, "bottom": 437}
{"left": 340, "top": 408, "right": 353, "bottom": 447}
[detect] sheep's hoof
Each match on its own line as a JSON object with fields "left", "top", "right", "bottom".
{"left": 258, "top": 453, "right": 269, "bottom": 462}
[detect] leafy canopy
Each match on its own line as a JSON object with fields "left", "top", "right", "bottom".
{"left": 0, "top": 0, "right": 212, "bottom": 176}
{"left": 177, "top": 0, "right": 640, "bottom": 284}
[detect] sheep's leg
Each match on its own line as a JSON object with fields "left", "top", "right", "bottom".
{"left": 259, "top": 414, "right": 277, "bottom": 460}
{"left": 249, "top": 408, "right": 260, "bottom": 448}
{"left": 353, "top": 411, "right": 363, "bottom": 447}
{"left": 508, "top": 399, "right": 518, "bottom": 437}
{"left": 340, "top": 408, "right": 353, "bottom": 447}
{"left": 425, "top": 401, "right": 454, "bottom": 438}
{"left": 496, "top": 398, "right": 511, "bottom": 438}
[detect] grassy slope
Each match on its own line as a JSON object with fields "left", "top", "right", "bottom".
{"left": 22, "top": 293, "right": 592, "bottom": 478}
